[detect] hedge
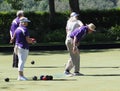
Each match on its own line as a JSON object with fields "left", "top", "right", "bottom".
{"left": 0, "top": 9, "right": 120, "bottom": 44}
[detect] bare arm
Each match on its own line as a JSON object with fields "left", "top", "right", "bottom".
{"left": 73, "top": 36, "right": 80, "bottom": 47}
{"left": 10, "top": 31, "right": 13, "bottom": 39}
{"left": 72, "top": 36, "right": 79, "bottom": 53}
{"left": 78, "top": 20, "right": 84, "bottom": 27}
{"left": 10, "top": 31, "right": 16, "bottom": 43}
{"left": 66, "top": 29, "right": 69, "bottom": 34}
{"left": 26, "top": 36, "right": 36, "bottom": 44}
{"left": 26, "top": 36, "right": 32, "bottom": 43}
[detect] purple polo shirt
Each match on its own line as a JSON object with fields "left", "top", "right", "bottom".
{"left": 15, "top": 26, "right": 29, "bottom": 49}
{"left": 70, "top": 26, "right": 88, "bottom": 42}
{"left": 10, "top": 17, "right": 20, "bottom": 37}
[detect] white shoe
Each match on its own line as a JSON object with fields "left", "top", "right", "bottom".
{"left": 17, "top": 76, "right": 28, "bottom": 81}
{"left": 64, "top": 71, "right": 73, "bottom": 77}
{"left": 64, "top": 71, "right": 71, "bottom": 75}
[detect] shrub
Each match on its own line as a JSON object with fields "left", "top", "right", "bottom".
{"left": 44, "top": 29, "right": 66, "bottom": 42}
{"left": 108, "top": 25, "right": 120, "bottom": 41}
{"left": 0, "top": 10, "right": 120, "bottom": 44}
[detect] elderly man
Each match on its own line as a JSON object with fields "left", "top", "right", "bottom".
{"left": 64, "top": 23, "right": 96, "bottom": 76}
{"left": 65, "top": 12, "right": 83, "bottom": 40}
{"left": 10, "top": 10, "right": 24, "bottom": 68}
{"left": 65, "top": 12, "right": 84, "bottom": 75}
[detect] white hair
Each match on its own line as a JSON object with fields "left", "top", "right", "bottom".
{"left": 16, "top": 10, "right": 24, "bottom": 17}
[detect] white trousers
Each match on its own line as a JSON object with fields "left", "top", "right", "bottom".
{"left": 15, "top": 46, "right": 29, "bottom": 71}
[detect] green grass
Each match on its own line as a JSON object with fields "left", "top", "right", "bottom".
{"left": 0, "top": 49, "right": 120, "bottom": 91}
{"left": 1, "top": 40, "right": 120, "bottom": 47}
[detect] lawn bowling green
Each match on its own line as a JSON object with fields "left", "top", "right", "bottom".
{"left": 0, "top": 49, "right": 120, "bottom": 91}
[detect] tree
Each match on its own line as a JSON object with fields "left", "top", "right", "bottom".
{"left": 48, "top": 0, "right": 56, "bottom": 29}
{"left": 109, "top": 0, "right": 118, "bottom": 6}
{"left": 69, "top": 0, "right": 80, "bottom": 14}
{"left": 6, "top": 0, "right": 22, "bottom": 10}
{"left": 49, "top": 0, "right": 55, "bottom": 15}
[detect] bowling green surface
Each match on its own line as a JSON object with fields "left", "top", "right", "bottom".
{"left": 0, "top": 48, "right": 120, "bottom": 91}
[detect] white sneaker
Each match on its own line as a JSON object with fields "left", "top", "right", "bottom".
{"left": 64, "top": 71, "right": 71, "bottom": 75}
{"left": 17, "top": 76, "right": 28, "bottom": 81}
{"left": 64, "top": 71, "right": 73, "bottom": 77}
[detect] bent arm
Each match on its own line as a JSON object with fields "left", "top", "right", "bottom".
{"left": 26, "top": 36, "right": 36, "bottom": 44}
{"left": 26, "top": 36, "right": 32, "bottom": 43}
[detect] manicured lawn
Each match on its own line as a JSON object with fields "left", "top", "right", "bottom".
{"left": 0, "top": 48, "right": 120, "bottom": 91}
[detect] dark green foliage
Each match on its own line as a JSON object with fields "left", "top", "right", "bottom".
{"left": 25, "top": 12, "right": 67, "bottom": 43}
{"left": 80, "top": 9, "right": 120, "bottom": 28}
{"left": 108, "top": 25, "right": 120, "bottom": 41}
{"left": 44, "top": 29, "right": 66, "bottom": 42}
{"left": 6, "top": 0, "right": 23, "bottom": 10}
{"left": 1, "top": 0, "right": 120, "bottom": 12}
{"left": 84, "top": 32, "right": 113, "bottom": 43}
{"left": 0, "top": 9, "right": 120, "bottom": 44}
{"left": 0, "top": 12, "right": 16, "bottom": 43}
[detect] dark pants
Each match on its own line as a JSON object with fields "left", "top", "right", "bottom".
{"left": 12, "top": 52, "right": 19, "bottom": 68}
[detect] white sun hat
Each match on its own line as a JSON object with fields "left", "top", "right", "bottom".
{"left": 87, "top": 23, "right": 96, "bottom": 31}
{"left": 70, "top": 12, "right": 79, "bottom": 17}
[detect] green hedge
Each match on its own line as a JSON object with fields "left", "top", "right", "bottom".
{"left": 0, "top": 9, "right": 120, "bottom": 44}
{"left": 80, "top": 9, "right": 120, "bottom": 28}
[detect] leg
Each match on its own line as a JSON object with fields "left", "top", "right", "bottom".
{"left": 65, "top": 38, "right": 74, "bottom": 73}
{"left": 13, "top": 45, "right": 19, "bottom": 68}
{"left": 72, "top": 49, "right": 83, "bottom": 76}
{"left": 65, "top": 58, "right": 74, "bottom": 72}
{"left": 68, "top": 43, "right": 81, "bottom": 74}
{"left": 17, "top": 48, "right": 29, "bottom": 80}
{"left": 12, "top": 52, "right": 15, "bottom": 67}
{"left": 73, "top": 51, "right": 80, "bottom": 73}
{"left": 13, "top": 52, "right": 19, "bottom": 68}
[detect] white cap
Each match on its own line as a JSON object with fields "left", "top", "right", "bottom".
{"left": 70, "top": 12, "right": 79, "bottom": 17}
{"left": 16, "top": 10, "right": 24, "bottom": 16}
{"left": 20, "top": 17, "right": 30, "bottom": 23}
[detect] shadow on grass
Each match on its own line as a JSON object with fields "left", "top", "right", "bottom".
{"left": 9, "top": 77, "right": 77, "bottom": 81}
{"left": 25, "top": 66, "right": 62, "bottom": 68}
{"left": 27, "top": 79, "right": 77, "bottom": 81}
{"left": 52, "top": 79, "right": 77, "bottom": 81}
{"left": 83, "top": 74, "right": 120, "bottom": 76}
{"left": 0, "top": 52, "right": 12, "bottom": 55}
{"left": 0, "top": 49, "right": 116, "bottom": 55}
{"left": 81, "top": 66, "right": 119, "bottom": 69}
{"left": 0, "top": 51, "right": 68, "bottom": 55}
{"left": 29, "top": 49, "right": 111, "bottom": 55}
{"left": 29, "top": 50, "right": 68, "bottom": 55}
{"left": 80, "top": 49, "right": 120, "bottom": 54}
{"left": 0, "top": 87, "right": 10, "bottom": 89}
{"left": 25, "top": 66, "right": 119, "bottom": 69}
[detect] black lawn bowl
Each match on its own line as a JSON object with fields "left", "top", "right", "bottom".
{"left": 4, "top": 78, "right": 9, "bottom": 82}
{"left": 31, "top": 61, "right": 35, "bottom": 65}
{"left": 32, "top": 76, "right": 37, "bottom": 80}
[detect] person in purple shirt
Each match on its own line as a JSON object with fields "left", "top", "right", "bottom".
{"left": 11, "top": 17, "right": 36, "bottom": 81}
{"left": 10, "top": 10, "right": 24, "bottom": 68}
{"left": 64, "top": 23, "right": 96, "bottom": 76}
